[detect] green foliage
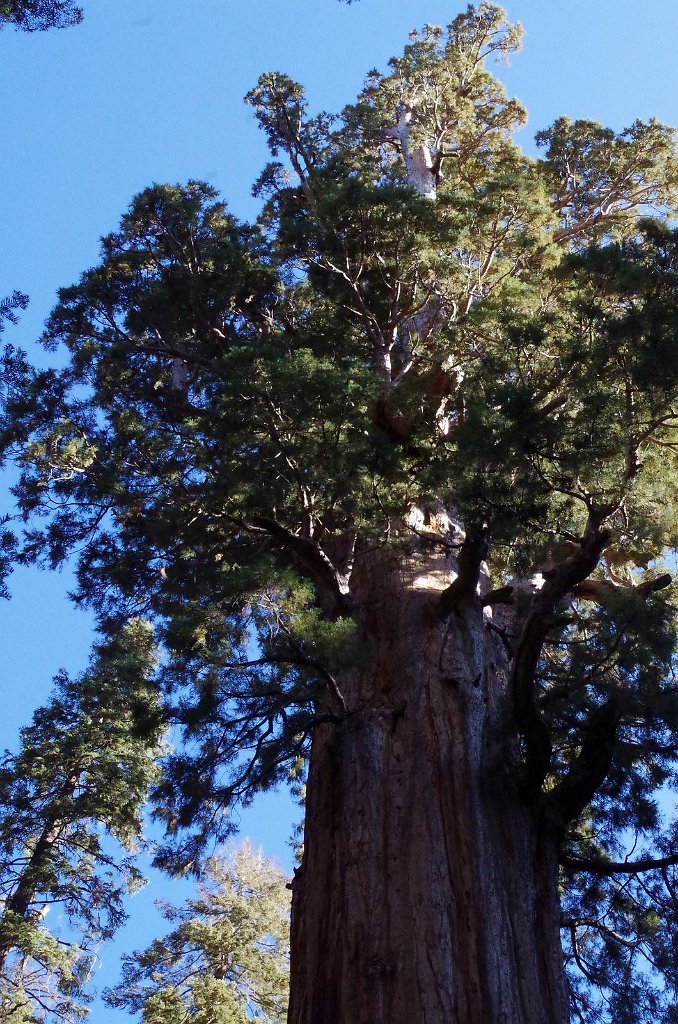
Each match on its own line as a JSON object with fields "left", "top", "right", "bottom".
{"left": 0, "top": 0, "right": 82, "bottom": 31}
{"left": 0, "top": 621, "right": 164, "bottom": 1021}
{"left": 536, "top": 117, "right": 678, "bottom": 244}
{"left": 341, "top": 5, "right": 526, "bottom": 177}
{"left": 541, "top": 576, "right": 678, "bottom": 1021}
{"left": 107, "top": 841, "right": 289, "bottom": 1024}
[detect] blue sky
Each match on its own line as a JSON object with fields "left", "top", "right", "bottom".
{"left": 2, "top": 0, "right": 678, "bottom": 1018}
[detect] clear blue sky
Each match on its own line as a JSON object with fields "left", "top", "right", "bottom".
{"left": 2, "top": 1, "right": 678, "bottom": 1018}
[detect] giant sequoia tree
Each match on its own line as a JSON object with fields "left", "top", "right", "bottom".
{"left": 2, "top": 6, "right": 678, "bottom": 1022}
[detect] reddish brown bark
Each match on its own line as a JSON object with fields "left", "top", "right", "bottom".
{"left": 289, "top": 549, "right": 569, "bottom": 1024}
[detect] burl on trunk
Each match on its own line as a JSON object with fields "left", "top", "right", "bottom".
{"left": 289, "top": 546, "right": 569, "bottom": 1024}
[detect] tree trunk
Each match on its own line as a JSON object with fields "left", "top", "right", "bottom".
{"left": 0, "top": 819, "right": 64, "bottom": 967}
{"left": 289, "top": 546, "right": 569, "bottom": 1024}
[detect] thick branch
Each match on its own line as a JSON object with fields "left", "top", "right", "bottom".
{"left": 438, "top": 524, "right": 489, "bottom": 618}
{"left": 384, "top": 108, "right": 437, "bottom": 199}
{"left": 482, "top": 584, "right": 515, "bottom": 607}
{"left": 547, "top": 689, "right": 640, "bottom": 828}
{"left": 561, "top": 851, "right": 678, "bottom": 875}
{"left": 573, "top": 573, "right": 672, "bottom": 602}
{"left": 510, "top": 521, "right": 611, "bottom": 801}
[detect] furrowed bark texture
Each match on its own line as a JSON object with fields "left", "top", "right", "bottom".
{"left": 289, "top": 548, "right": 568, "bottom": 1024}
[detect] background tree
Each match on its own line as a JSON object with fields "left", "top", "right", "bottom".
{"left": 0, "top": 293, "right": 28, "bottom": 597}
{"left": 0, "top": 293, "right": 28, "bottom": 335}
{"left": 107, "top": 841, "right": 290, "bottom": 1024}
{"left": 0, "top": 0, "right": 82, "bottom": 31}
{"left": 1, "top": 5, "right": 677, "bottom": 1022}
{"left": 0, "top": 621, "right": 163, "bottom": 1022}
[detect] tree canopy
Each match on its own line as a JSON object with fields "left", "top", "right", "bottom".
{"left": 0, "top": 622, "right": 163, "bottom": 1022}
{"left": 0, "top": 0, "right": 82, "bottom": 31}
{"left": 107, "top": 841, "right": 290, "bottom": 1024}
{"left": 1, "top": 4, "right": 677, "bottom": 1020}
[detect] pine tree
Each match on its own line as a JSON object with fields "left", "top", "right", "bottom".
{"left": 107, "top": 841, "right": 290, "bottom": 1024}
{"left": 0, "top": 622, "right": 164, "bottom": 1021}
{"left": 0, "top": 0, "right": 82, "bottom": 31}
{"left": 1, "top": 5, "right": 678, "bottom": 1021}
